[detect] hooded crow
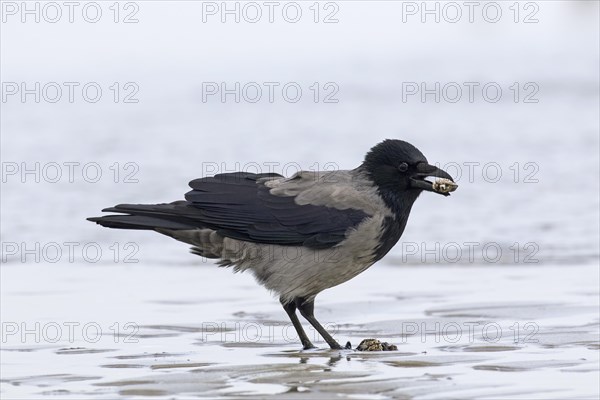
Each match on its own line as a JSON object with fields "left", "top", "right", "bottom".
{"left": 88, "top": 139, "right": 456, "bottom": 350}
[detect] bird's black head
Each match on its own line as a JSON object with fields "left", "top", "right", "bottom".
{"left": 360, "top": 139, "right": 457, "bottom": 262}
{"left": 362, "top": 139, "right": 456, "bottom": 200}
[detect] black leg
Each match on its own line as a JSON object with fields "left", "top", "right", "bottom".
{"left": 296, "top": 297, "right": 343, "bottom": 350}
{"left": 280, "top": 297, "right": 315, "bottom": 350}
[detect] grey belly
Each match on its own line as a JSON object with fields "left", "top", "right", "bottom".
{"left": 158, "top": 215, "right": 384, "bottom": 302}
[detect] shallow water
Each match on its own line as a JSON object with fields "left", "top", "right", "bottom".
{"left": 2, "top": 1, "right": 599, "bottom": 399}
{"left": 1, "top": 262, "right": 598, "bottom": 399}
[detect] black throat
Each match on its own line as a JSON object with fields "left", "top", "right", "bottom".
{"left": 357, "top": 165, "right": 422, "bottom": 263}
{"left": 371, "top": 186, "right": 420, "bottom": 262}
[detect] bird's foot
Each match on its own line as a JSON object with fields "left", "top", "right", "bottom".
{"left": 327, "top": 341, "right": 345, "bottom": 350}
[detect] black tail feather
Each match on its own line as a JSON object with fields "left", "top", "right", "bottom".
{"left": 87, "top": 215, "right": 194, "bottom": 230}
{"left": 88, "top": 201, "right": 198, "bottom": 231}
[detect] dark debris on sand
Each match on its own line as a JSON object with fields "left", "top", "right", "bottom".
{"left": 350, "top": 339, "right": 398, "bottom": 352}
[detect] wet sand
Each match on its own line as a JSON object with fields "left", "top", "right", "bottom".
{"left": 1, "top": 262, "right": 598, "bottom": 399}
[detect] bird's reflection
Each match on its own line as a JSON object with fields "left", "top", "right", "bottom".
{"left": 297, "top": 353, "right": 350, "bottom": 367}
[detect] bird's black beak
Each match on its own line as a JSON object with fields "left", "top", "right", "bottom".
{"left": 409, "top": 162, "right": 457, "bottom": 196}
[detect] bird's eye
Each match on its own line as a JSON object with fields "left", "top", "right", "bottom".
{"left": 398, "top": 162, "right": 409, "bottom": 172}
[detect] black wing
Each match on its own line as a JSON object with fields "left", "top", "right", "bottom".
{"left": 91, "top": 172, "right": 370, "bottom": 250}
{"left": 184, "top": 172, "right": 369, "bottom": 249}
